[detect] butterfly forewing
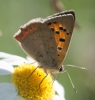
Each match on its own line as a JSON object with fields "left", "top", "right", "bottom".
{"left": 44, "top": 11, "right": 75, "bottom": 67}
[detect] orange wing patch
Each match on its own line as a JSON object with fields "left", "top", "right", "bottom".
{"left": 14, "top": 26, "right": 38, "bottom": 41}
{"left": 47, "top": 21, "right": 72, "bottom": 66}
{"left": 48, "top": 23, "right": 66, "bottom": 56}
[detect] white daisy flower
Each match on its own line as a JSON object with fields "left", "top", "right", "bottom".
{"left": 0, "top": 52, "right": 65, "bottom": 100}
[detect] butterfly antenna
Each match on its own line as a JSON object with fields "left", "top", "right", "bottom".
{"left": 66, "top": 70, "right": 77, "bottom": 93}
{"left": 65, "top": 64, "right": 87, "bottom": 70}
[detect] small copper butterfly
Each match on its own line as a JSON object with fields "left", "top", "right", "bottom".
{"left": 14, "top": 10, "right": 75, "bottom": 74}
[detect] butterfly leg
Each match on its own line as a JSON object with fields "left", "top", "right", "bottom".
{"left": 50, "top": 72, "right": 55, "bottom": 85}
{"left": 48, "top": 72, "right": 55, "bottom": 89}
{"left": 30, "top": 61, "right": 36, "bottom": 64}
{"left": 26, "top": 66, "right": 40, "bottom": 80}
{"left": 39, "top": 70, "right": 49, "bottom": 89}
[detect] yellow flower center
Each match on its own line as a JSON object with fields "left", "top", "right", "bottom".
{"left": 12, "top": 63, "right": 55, "bottom": 100}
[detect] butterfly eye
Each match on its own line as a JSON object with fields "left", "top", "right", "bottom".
{"left": 59, "top": 65, "right": 64, "bottom": 72}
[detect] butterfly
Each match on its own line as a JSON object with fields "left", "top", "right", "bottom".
{"left": 14, "top": 10, "right": 75, "bottom": 74}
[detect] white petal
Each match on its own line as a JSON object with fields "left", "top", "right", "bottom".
{"left": 26, "top": 56, "right": 39, "bottom": 66}
{"left": 14, "top": 95, "right": 24, "bottom": 100}
{"left": 0, "top": 83, "right": 18, "bottom": 100}
{"left": 53, "top": 95, "right": 62, "bottom": 100}
{"left": 0, "top": 52, "right": 28, "bottom": 65}
{"left": 0, "top": 61, "right": 14, "bottom": 75}
{"left": 8, "top": 61, "right": 28, "bottom": 65}
{"left": 54, "top": 81, "right": 65, "bottom": 100}
{"left": 26, "top": 56, "right": 36, "bottom": 63}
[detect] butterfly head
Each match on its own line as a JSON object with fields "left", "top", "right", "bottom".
{"left": 50, "top": 64, "right": 65, "bottom": 74}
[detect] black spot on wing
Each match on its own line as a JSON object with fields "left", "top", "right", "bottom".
{"left": 59, "top": 38, "right": 65, "bottom": 42}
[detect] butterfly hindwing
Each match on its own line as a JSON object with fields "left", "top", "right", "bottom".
{"left": 14, "top": 18, "right": 58, "bottom": 69}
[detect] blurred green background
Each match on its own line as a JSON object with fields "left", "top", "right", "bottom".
{"left": 0, "top": 0, "right": 95, "bottom": 100}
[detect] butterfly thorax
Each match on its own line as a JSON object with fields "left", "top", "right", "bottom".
{"left": 38, "top": 62, "right": 65, "bottom": 74}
